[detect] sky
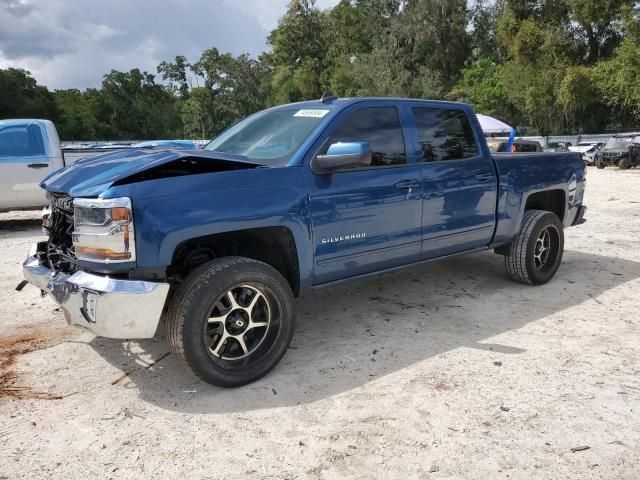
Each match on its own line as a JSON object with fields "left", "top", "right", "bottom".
{"left": 0, "top": 0, "right": 340, "bottom": 90}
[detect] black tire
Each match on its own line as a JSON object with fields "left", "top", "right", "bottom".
{"left": 596, "top": 159, "right": 605, "bottom": 169}
{"left": 618, "top": 157, "right": 631, "bottom": 170}
{"left": 166, "top": 257, "right": 295, "bottom": 387}
{"left": 505, "top": 210, "right": 564, "bottom": 285}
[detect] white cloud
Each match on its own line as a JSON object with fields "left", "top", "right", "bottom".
{"left": 227, "top": 0, "right": 339, "bottom": 31}
{"left": 0, "top": 0, "right": 343, "bottom": 89}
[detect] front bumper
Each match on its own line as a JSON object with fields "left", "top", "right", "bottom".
{"left": 23, "top": 245, "right": 170, "bottom": 339}
{"left": 572, "top": 205, "right": 587, "bottom": 226}
{"left": 600, "top": 155, "right": 624, "bottom": 165}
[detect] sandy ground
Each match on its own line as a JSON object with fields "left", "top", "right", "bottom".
{"left": 0, "top": 168, "right": 639, "bottom": 479}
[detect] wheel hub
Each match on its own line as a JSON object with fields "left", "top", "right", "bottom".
{"left": 226, "top": 310, "right": 249, "bottom": 335}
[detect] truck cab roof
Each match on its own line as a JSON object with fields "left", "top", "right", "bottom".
{"left": 269, "top": 97, "right": 471, "bottom": 111}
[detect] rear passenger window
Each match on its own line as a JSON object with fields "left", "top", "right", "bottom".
{"left": 0, "top": 124, "right": 46, "bottom": 157}
{"left": 412, "top": 108, "right": 478, "bottom": 162}
{"left": 325, "top": 107, "right": 406, "bottom": 167}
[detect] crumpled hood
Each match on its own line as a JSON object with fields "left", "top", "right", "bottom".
{"left": 41, "top": 149, "right": 261, "bottom": 197}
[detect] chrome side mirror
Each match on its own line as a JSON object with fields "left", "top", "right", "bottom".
{"left": 312, "top": 142, "right": 372, "bottom": 173}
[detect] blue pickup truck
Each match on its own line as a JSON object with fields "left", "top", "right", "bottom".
{"left": 22, "top": 97, "right": 587, "bottom": 387}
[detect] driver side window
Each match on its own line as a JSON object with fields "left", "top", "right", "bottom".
{"left": 0, "top": 124, "right": 46, "bottom": 158}
{"left": 324, "top": 107, "right": 406, "bottom": 167}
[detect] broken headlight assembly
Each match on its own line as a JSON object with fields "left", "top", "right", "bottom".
{"left": 72, "top": 197, "right": 135, "bottom": 262}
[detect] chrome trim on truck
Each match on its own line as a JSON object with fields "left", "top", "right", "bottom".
{"left": 23, "top": 244, "right": 169, "bottom": 339}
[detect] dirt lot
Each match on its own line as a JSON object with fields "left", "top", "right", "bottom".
{"left": 0, "top": 168, "right": 639, "bottom": 479}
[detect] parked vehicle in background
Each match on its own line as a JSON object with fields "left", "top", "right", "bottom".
{"left": 23, "top": 97, "right": 587, "bottom": 387}
{"left": 596, "top": 134, "right": 637, "bottom": 169}
{"left": 0, "top": 119, "right": 63, "bottom": 212}
{"left": 496, "top": 139, "right": 543, "bottom": 153}
{"left": 569, "top": 142, "right": 604, "bottom": 165}
{"left": 485, "top": 138, "right": 503, "bottom": 153}
{"left": 628, "top": 137, "right": 640, "bottom": 169}
{"left": 0, "top": 119, "right": 202, "bottom": 211}
{"left": 132, "top": 140, "right": 197, "bottom": 150}
{"left": 544, "top": 142, "right": 572, "bottom": 152}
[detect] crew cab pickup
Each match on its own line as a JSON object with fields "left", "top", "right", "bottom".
{"left": 22, "top": 98, "right": 587, "bottom": 387}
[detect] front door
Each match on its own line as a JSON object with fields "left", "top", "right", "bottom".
{"left": 0, "top": 122, "right": 53, "bottom": 210}
{"left": 309, "top": 105, "right": 423, "bottom": 284}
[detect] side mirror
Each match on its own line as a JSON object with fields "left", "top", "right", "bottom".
{"left": 312, "top": 142, "right": 372, "bottom": 174}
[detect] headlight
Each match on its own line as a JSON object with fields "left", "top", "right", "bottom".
{"left": 72, "top": 197, "right": 135, "bottom": 263}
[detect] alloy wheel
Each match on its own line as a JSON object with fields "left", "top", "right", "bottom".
{"left": 534, "top": 225, "right": 559, "bottom": 271}
{"left": 204, "top": 284, "right": 272, "bottom": 361}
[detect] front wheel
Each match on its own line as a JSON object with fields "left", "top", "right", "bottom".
{"left": 596, "top": 158, "right": 605, "bottom": 169}
{"left": 166, "top": 257, "right": 295, "bottom": 387}
{"left": 618, "top": 157, "right": 631, "bottom": 170}
{"left": 505, "top": 210, "right": 564, "bottom": 285}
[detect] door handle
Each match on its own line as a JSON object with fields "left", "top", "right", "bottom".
{"left": 28, "top": 163, "right": 49, "bottom": 169}
{"left": 475, "top": 173, "right": 494, "bottom": 182}
{"left": 395, "top": 180, "right": 421, "bottom": 189}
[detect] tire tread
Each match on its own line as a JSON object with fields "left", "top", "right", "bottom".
{"left": 166, "top": 257, "right": 272, "bottom": 380}
{"left": 505, "top": 209, "right": 550, "bottom": 285}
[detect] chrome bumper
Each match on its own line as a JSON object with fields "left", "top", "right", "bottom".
{"left": 23, "top": 245, "right": 170, "bottom": 339}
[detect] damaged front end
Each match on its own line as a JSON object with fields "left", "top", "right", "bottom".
{"left": 41, "top": 192, "right": 77, "bottom": 272}
{"left": 21, "top": 149, "right": 263, "bottom": 339}
{"left": 22, "top": 192, "right": 169, "bottom": 339}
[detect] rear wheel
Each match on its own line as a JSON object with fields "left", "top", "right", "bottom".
{"left": 166, "top": 257, "right": 295, "bottom": 387}
{"left": 505, "top": 210, "right": 564, "bottom": 285}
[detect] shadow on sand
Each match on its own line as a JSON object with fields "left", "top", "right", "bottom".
{"left": 88, "top": 249, "right": 639, "bottom": 413}
{"left": 0, "top": 218, "right": 43, "bottom": 240}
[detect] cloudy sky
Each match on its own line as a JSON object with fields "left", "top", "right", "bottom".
{"left": 0, "top": 0, "right": 339, "bottom": 89}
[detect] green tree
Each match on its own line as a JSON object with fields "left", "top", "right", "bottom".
{"left": 569, "top": 0, "right": 632, "bottom": 63}
{"left": 392, "top": 0, "right": 471, "bottom": 83}
{"left": 53, "top": 89, "right": 98, "bottom": 140}
{"left": 101, "top": 68, "right": 179, "bottom": 139}
{"left": 157, "top": 55, "right": 191, "bottom": 98}
{"left": 451, "top": 59, "right": 511, "bottom": 118}
{"left": 181, "top": 87, "right": 217, "bottom": 139}
{"left": 0, "top": 68, "right": 58, "bottom": 121}
{"left": 594, "top": 37, "right": 640, "bottom": 124}
{"left": 267, "top": 0, "right": 330, "bottom": 102}
{"left": 470, "top": 0, "right": 506, "bottom": 61}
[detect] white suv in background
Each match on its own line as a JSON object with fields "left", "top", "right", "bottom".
{"left": 568, "top": 142, "right": 604, "bottom": 165}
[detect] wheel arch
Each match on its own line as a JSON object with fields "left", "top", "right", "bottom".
{"left": 523, "top": 189, "right": 566, "bottom": 222}
{"left": 167, "top": 226, "right": 302, "bottom": 296}
{"left": 494, "top": 189, "right": 567, "bottom": 256}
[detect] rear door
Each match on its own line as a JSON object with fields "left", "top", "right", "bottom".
{"left": 406, "top": 105, "right": 498, "bottom": 259}
{"left": 308, "top": 103, "right": 423, "bottom": 284}
{"left": 0, "top": 122, "right": 53, "bottom": 210}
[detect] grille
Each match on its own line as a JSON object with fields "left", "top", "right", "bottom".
{"left": 45, "top": 193, "right": 77, "bottom": 272}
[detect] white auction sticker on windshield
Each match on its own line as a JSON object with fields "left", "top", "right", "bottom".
{"left": 294, "top": 109, "right": 330, "bottom": 118}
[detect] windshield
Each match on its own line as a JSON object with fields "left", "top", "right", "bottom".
{"left": 204, "top": 108, "right": 330, "bottom": 165}
{"left": 605, "top": 137, "right": 632, "bottom": 149}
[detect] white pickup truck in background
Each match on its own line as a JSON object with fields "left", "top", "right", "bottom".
{"left": 0, "top": 119, "right": 64, "bottom": 211}
{"left": 0, "top": 119, "right": 133, "bottom": 212}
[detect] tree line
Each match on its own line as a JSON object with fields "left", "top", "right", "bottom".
{"left": 1, "top": 0, "right": 639, "bottom": 140}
